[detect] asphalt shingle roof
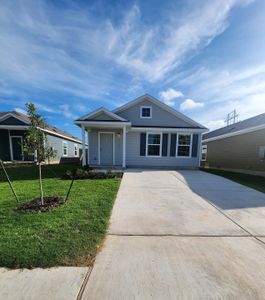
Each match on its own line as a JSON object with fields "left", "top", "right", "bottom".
{"left": 203, "top": 113, "right": 265, "bottom": 140}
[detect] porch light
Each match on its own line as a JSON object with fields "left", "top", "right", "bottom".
{"left": 117, "top": 133, "right": 121, "bottom": 138}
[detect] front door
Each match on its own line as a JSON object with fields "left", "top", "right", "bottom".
{"left": 11, "top": 136, "right": 23, "bottom": 160}
{"left": 100, "top": 133, "right": 114, "bottom": 165}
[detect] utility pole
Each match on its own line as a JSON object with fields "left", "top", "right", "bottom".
{"left": 225, "top": 109, "right": 239, "bottom": 126}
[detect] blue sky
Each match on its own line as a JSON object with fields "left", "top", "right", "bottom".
{"left": 1, "top": 0, "right": 265, "bottom": 137}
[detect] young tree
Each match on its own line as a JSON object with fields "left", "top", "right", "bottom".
{"left": 24, "top": 103, "right": 56, "bottom": 205}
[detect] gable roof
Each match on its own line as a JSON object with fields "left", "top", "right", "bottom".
{"left": 0, "top": 111, "right": 82, "bottom": 144}
{"left": 113, "top": 94, "right": 206, "bottom": 129}
{"left": 76, "top": 107, "right": 128, "bottom": 122}
{"left": 203, "top": 113, "right": 265, "bottom": 142}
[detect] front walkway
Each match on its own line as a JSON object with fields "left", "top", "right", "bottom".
{"left": 81, "top": 170, "right": 265, "bottom": 300}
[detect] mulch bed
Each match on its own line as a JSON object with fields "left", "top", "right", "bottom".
{"left": 17, "top": 196, "right": 65, "bottom": 213}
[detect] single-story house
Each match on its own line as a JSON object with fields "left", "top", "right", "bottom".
{"left": 0, "top": 111, "right": 83, "bottom": 163}
{"left": 202, "top": 113, "right": 265, "bottom": 176}
{"left": 74, "top": 94, "right": 207, "bottom": 169}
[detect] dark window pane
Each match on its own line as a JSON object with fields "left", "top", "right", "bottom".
{"left": 148, "top": 145, "right": 160, "bottom": 156}
{"left": 142, "top": 107, "right": 151, "bottom": 117}
{"left": 178, "top": 146, "right": 190, "bottom": 156}
{"left": 148, "top": 134, "right": 160, "bottom": 144}
{"left": 178, "top": 135, "right": 191, "bottom": 145}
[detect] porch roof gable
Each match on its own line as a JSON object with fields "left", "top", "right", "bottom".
{"left": 76, "top": 107, "right": 128, "bottom": 122}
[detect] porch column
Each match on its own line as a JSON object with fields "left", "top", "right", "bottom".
{"left": 122, "top": 125, "right": 126, "bottom": 168}
{"left": 82, "top": 125, "right": 86, "bottom": 166}
{"left": 87, "top": 129, "right": 90, "bottom": 165}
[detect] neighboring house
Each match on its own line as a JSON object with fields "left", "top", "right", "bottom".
{"left": 202, "top": 113, "right": 265, "bottom": 176}
{"left": 74, "top": 94, "right": 207, "bottom": 169}
{"left": 0, "top": 111, "right": 83, "bottom": 163}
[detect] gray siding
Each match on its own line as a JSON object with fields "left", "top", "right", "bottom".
{"left": 46, "top": 134, "right": 82, "bottom": 162}
{"left": 88, "top": 112, "right": 116, "bottom": 121}
{"left": 88, "top": 129, "right": 201, "bottom": 168}
{"left": 126, "top": 132, "right": 201, "bottom": 168}
{"left": 88, "top": 128, "right": 123, "bottom": 165}
{"left": 116, "top": 99, "right": 194, "bottom": 127}
{"left": 202, "top": 129, "right": 265, "bottom": 172}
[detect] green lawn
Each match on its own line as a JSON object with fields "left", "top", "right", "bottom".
{"left": 202, "top": 168, "right": 265, "bottom": 194}
{"left": 0, "top": 164, "right": 121, "bottom": 268}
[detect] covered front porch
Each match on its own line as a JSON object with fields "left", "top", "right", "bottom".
{"left": 79, "top": 122, "right": 131, "bottom": 168}
{"left": 75, "top": 107, "right": 131, "bottom": 168}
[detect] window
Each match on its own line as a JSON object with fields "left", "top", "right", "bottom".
{"left": 140, "top": 106, "right": 152, "bottom": 118}
{"left": 62, "top": 141, "right": 68, "bottom": 156}
{"left": 177, "top": 134, "right": 191, "bottom": 157}
{"left": 259, "top": 146, "right": 265, "bottom": 160}
{"left": 201, "top": 145, "right": 207, "bottom": 161}
{"left": 74, "top": 144, "right": 78, "bottom": 157}
{"left": 147, "top": 133, "right": 161, "bottom": 156}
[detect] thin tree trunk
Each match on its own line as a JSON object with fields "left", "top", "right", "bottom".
{"left": 39, "top": 163, "right": 44, "bottom": 205}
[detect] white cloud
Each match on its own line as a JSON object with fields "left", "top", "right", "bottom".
{"left": 159, "top": 88, "right": 183, "bottom": 106}
{"left": 14, "top": 107, "right": 27, "bottom": 115}
{"left": 75, "top": 103, "right": 88, "bottom": 113}
{"left": 58, "top": 104, "right": 78, "bottom": 119}
{"left": 180, "top": 99, "right": 204, "bottom": 111}
{"left": 203, "top": 119, "right": 225, "bottom": 131}
{"left": 106, "top": 0, "right": 249, "bottom": 82}
{"left": 0, "top": 0, "right": 252, "bottom": 104}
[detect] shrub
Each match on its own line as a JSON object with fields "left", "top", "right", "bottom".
{"left": 62, "top": 168, "right": 122, "bottom": 180}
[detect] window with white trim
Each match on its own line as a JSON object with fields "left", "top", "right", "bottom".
{"left": 147, "top": 133, "right": 161, "bottom": 156}
{"left": 201, "top": 145, "right": 207, "bottom": 161}
{"left": 177, "top": 134, "right": 191, "bottom": 157}
{"left": 62, "top": 141, "right": 68, "bottom": 156}
{"left": 140, "top": 106, "right": 152, "bottom": 118}
{"left": 74, "top": 144, "right": 78, "bottom": 157}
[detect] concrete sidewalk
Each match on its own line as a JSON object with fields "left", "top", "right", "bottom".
{"left": 81, "top": 170, "right": 265, "bottom": 300}
{"left": 0, "top": 267, "right": 88, "bottom": 300}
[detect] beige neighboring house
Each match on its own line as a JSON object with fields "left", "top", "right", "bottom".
{"left": 201, "top": 113, "right": 265, "bottom": 177}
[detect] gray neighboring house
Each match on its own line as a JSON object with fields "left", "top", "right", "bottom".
{"left": 0, "top": 111, "right": 83, "bottom": 163}
{"left": 75, "top": 94, "right": 207, "bottom": 169}
{"left": 202, "top": 113, "right": 265, "bottom": 176}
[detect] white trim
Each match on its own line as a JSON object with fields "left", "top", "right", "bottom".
{"left": 0, "top": 125, "right": 29, "bottom": 130}
{"left": 62, "top": 141, "right": 68, "bottom": 157}
{"left": 10, "top": 136, "right": 23, "bottom": 161}
{"left": 82, "top": 126, "right": 86, "bottom": 166}
{"left": 74, "top": 143, "right": 78, "bottom": 157}
{"left": 203, "top": 124, "right": 265, "bottom": 143}
{"left": 122, "top": 126, "right": 126, "bottom": 168}
{"left": 87, "top": 131, "right": 90, "bottom": 164}
{"left": 176, "top": 133, "right": 192, "bottom": 158}
{"left": 75, "top": 121, "right": 131, "bottom": 127}
{"left": 140, "top": 106, "right": 152, "bottom": 119}
{"left": 146, "top": 132, "right": 162, "bottom": 157}
{"left": 113, "top": 94, "right": 206, "bottom": 128}
{"left": 98, "top": 132, "right": 115, "bottom": 165}
{"left": 197, "top": 134, "right": 202, "bottom": 167}
{"left": 201, "top": 144, "right": 207, "bottom": 161}
{"left": 78, "top": 107, "right": 127, "bottom": 121}
{"left": 131, "top": 127, "right": 207, "bottom": 133}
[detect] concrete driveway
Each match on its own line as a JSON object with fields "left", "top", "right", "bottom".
{"left": 81, "top": 170, "right": 265, "bottom": 300}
